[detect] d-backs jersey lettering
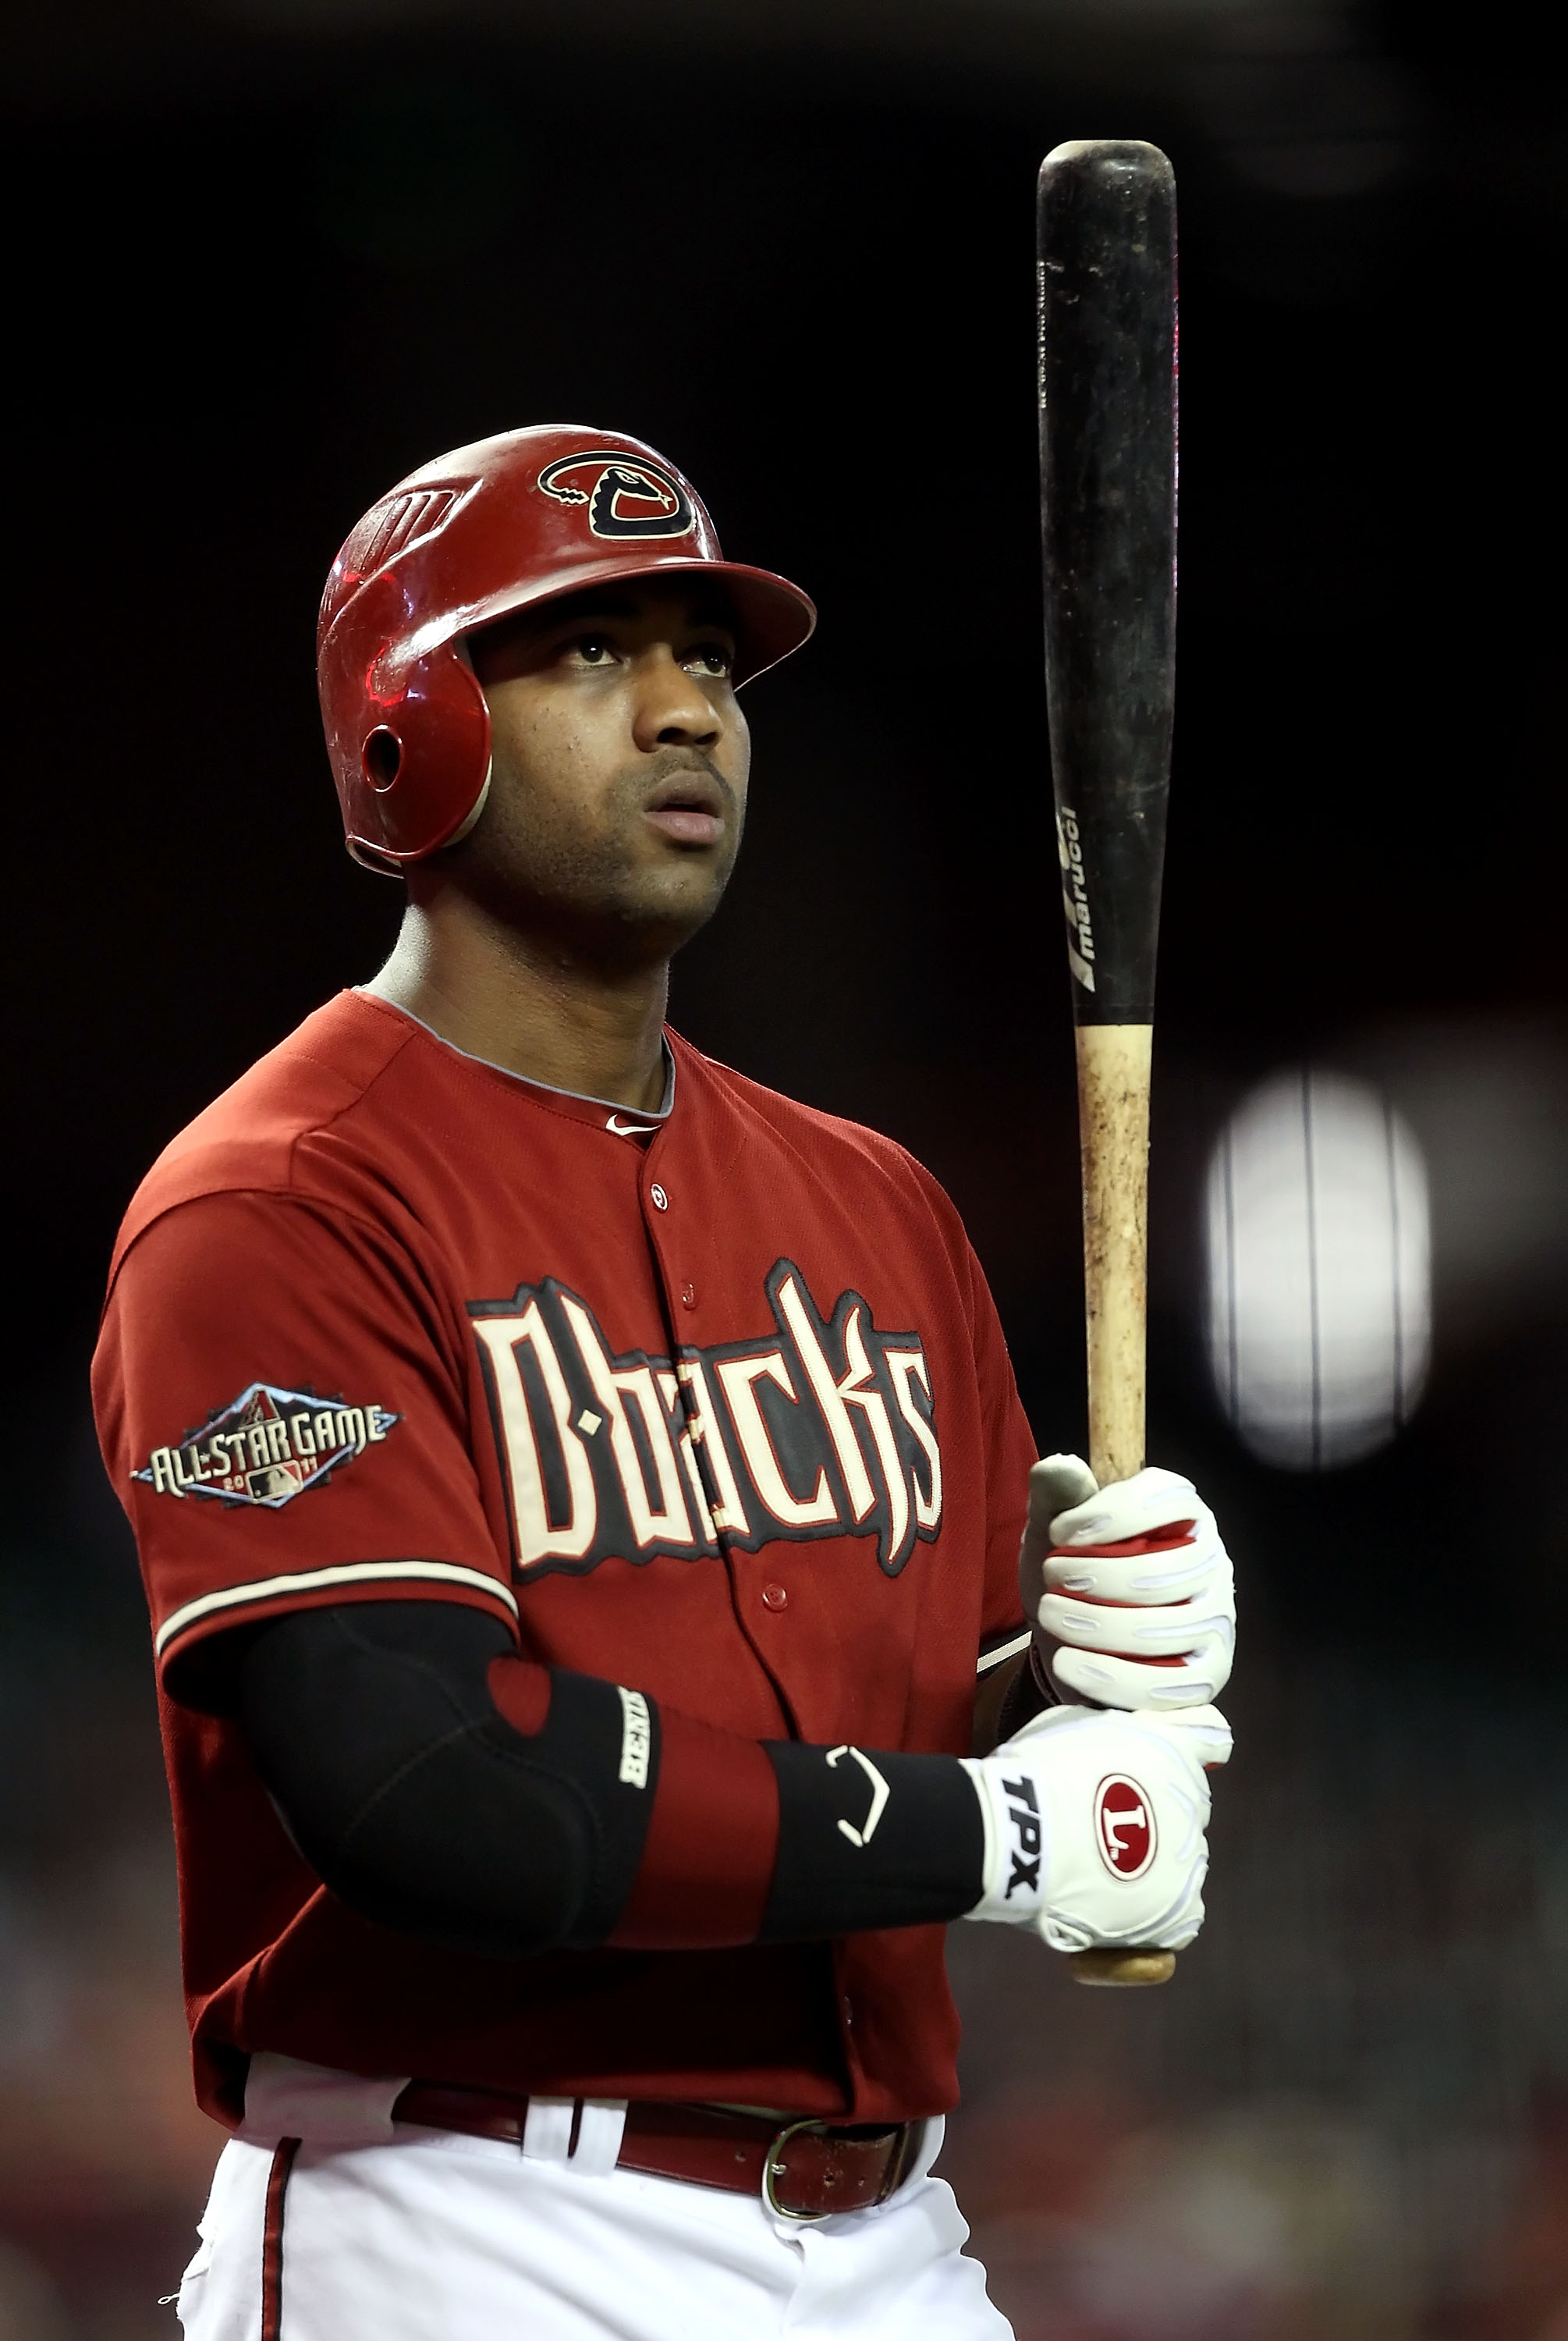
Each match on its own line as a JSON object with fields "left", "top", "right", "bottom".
{"left": 92, "top": 991, "right": 1036, "bottom": 2127}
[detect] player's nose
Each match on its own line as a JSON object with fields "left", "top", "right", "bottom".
{"left": 630, "top": 646, "right": 723, "bottom": 752}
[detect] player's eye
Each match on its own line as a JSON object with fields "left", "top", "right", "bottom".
{"left": 569, "top": 633, "right": 615, "bottom": 666}
{"left": 685, "top": 641, "right": 734, "bottom": 679}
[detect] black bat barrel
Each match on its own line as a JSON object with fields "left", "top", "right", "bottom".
{"left": 1038, "top": 140, "right": 1176, "bottom": 1027}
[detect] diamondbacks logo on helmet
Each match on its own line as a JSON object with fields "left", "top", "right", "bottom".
{"left": 537, "top": 451, "right": 696, "bottom": 541}
{"left": 1094, "top": 1776, "right": 1156, "bottom": 1878}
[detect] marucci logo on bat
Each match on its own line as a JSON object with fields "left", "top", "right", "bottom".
{"left": 470, "top": 1259, "right": 943, "bottom": 1580}
{"left": 1055, "top": 806, "right": 1096, "bottom": 992}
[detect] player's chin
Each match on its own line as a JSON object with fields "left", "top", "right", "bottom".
{"left": 615, "top": 857, "right": 734, "bottom": 946}
{"left": 645, "top": 832, "right": 738, "bottom": 900}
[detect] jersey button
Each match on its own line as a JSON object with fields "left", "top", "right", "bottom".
{"left": 761, "top": 1582, "right": 788, "bottom": 1612}
{"left": 650, "top": 1184, "right": 669, "bottom": 1211}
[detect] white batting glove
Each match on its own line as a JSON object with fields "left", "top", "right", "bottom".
{"left": 962, "top": 1701, "right": 1232, "bottom": 1953}
{"left": 1019, "top": 1455, "right": 1236, "bottom": 1711}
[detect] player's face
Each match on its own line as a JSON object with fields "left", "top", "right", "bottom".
{"left": 461, "top": 584, "right": 750, "bottom": 962}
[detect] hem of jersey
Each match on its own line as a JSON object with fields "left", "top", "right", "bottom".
{"left": 355, "top": 991, "right": 676, "bottom": 1121}
{"left": 975, "top": 1629, "right": 1031, "bottom": 1677}
{"left": 154, "top": 1560, "right": 518, "bottom": 1655}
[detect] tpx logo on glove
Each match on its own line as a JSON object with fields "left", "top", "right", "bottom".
{"left": 1094, "top": 1776, "right": 1155, "bottom": 1879}
{"left": 1000, "top": 1774, "right": 1043, "bottom": 1899}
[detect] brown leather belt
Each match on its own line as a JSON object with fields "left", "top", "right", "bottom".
{"left": 392, "top": 2083, "right": 922, "bottom": 2221}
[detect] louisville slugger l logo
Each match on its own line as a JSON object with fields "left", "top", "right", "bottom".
{"left": 1094, "top": 1775, "right": 1156, "bottom": 1879}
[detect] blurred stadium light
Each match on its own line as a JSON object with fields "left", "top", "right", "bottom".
{"left": 1349, "top": 1021, "right": 1568, "bottom": 1351}
{"left": 1204, "top": 1067, "right": 1430, "bottom": 1468}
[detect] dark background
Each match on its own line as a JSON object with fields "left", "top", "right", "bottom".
{"left": 3, "top": 3, "right": 1567, "bottom": 2336}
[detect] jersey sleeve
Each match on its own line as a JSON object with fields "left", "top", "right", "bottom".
{"left": 93, "top": 1189, "right": 516, "bottom": 1707}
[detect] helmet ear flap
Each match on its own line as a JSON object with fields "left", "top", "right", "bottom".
{"left": 328, "top": 623, "right": 493, "bottom": 870}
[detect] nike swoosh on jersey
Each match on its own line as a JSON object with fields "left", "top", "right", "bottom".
{"left": 606, "top": 1114, "right": 660, "bottom": 1137}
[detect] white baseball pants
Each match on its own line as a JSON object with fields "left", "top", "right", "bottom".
{"left": 174, "top": 2097, "right": 1013, "bottom": 2340}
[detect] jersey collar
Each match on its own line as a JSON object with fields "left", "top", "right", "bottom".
{"left": 353, "top": 990, "right": 676, "bottom": 1135}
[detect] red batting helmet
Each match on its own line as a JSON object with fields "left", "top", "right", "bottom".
{"left": 317, "top": 425, "right": 817, "bottom": 872}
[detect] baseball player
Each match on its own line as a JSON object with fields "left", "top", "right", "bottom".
{"left": 92, "top": 426, "right": 1236, "bottom": 2341}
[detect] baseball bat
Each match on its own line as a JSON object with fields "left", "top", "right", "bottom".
{"left": 1037, "top": 140, "right": 1178, "bottom": 1990}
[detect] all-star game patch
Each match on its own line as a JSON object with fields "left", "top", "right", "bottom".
{"left": 134, "top": 1382, "right": 399, "bottom": 1509}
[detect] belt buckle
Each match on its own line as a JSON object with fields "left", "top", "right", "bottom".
{"left": 763, "top": 2116, "right": 834, "bottom": 2224}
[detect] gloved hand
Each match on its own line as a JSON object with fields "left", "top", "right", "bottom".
{"left": 961, "top": 1700, "right": 1231, "bottom": 1953}
{"left": 1019, "top": 1456, "right": 1236, "bottom": 1711}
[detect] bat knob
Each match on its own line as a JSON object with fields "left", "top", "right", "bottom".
{"left": 1069, "top": 1947, "right": 1176, "bottom": 1988}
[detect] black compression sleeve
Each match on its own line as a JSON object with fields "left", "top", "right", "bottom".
{"left": 234, "top": 1599, "right": 988, "bottom": 1960}
{"left": 237, "top": 1602, "right": 657, "bottom": 1959}
{"left": 761, "top": 1742, "right": 985, "bottom": 1938}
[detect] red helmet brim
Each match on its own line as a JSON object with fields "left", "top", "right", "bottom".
{"left": 449, "top": 554, "right": 815, "bottom": 686}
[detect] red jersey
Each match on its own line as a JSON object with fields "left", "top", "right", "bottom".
{"left": 92, "top": 990, "right": 1036, "bottom": 2128}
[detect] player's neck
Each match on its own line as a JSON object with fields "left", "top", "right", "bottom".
{"left": 364, "top": 899, "right": 672, "bottom": 1114}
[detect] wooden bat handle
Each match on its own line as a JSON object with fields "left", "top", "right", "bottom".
{"left": 1069, "top": 1023, "right": 1172, "bottom": 1987}
{"left": 1076, "top": 1023, "right": 1151, "bottom": 1489}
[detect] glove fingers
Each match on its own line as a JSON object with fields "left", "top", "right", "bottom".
{"left": 1134, "top": 1863, "right": 1208, "bottom": 1952}
{"left": 1038, "top": 1591, "right": 1230, "bottom": 1654}
{"left": 1049, "top": 1643, "right": 1233, "bottom": 1712}
{"left": 1044, "top": 1539, "right": 1221, "bottom": 1603}
{"left": 1050, "top": 1467, "right": 1204, "bottom": 1547}
{"left": 1145, "top": 1703, "right": 1234, "bottom": 1767}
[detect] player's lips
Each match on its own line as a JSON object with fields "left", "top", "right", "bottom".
{"left": 643, "top": 768, "right": 729, "bottom": 847}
